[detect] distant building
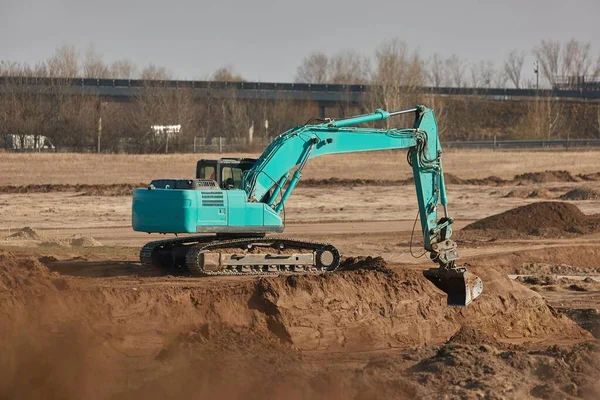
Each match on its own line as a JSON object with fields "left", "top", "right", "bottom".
{"left": 4, "top": 135, "right": 55, "bottom": 151}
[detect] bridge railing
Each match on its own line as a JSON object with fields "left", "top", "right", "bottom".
{"left": 1, "top": 76, "right": 600, "bottom": 100}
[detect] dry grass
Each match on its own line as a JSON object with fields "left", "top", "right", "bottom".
{"left": 1, "top": 149, "right": 599, "bottom": 185}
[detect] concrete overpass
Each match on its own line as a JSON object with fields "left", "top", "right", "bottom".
{"left": 2, "top": 76, "right": 599, "bottom": 109}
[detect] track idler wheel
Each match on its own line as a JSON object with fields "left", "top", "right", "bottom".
{"left": 315, "top": 245, "right": 340, "bottom": 271}
{"left": 423, "top": 266, "right": 483, "bottom": 306}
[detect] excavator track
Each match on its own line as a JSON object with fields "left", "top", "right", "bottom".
{"left": 140, "top": 236, "right": 340, "bottom": 276}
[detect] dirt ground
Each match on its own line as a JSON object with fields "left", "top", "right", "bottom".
{"left": 1, "top": 150, "right": 600, "bottom": 399}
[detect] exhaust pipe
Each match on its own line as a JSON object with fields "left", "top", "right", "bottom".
{"left": 423, "top": 266, "right": 483, "bottom": 306}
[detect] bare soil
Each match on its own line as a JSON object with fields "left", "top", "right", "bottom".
{"left": 463, "top": 201, "right": 600, "bottom": 237}
{"left": 2, "top": 151, "right": 600, "bottom": 399}
{"left": 2, "top": 169, "right": 599, "bottom": 196}
{"left": 560, "top": 187, "right": 600, "bottom": 200}
{"left": 0, "top": 250, "right": 596, "bottom": 399}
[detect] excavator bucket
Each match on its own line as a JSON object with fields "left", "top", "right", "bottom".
{"left": 423, "top": 267, "right": 483, "bottom": 306}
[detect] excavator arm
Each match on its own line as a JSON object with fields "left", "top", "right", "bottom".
{"left": 242, "top": 105, "right": 483, "bottom": 306}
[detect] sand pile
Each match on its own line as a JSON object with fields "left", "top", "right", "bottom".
{"left": 40, "top": 235, "right": 102, "bottom": 248}
{"left": 463, "top": 201, "right": 600, "bottom": 237}
{"left": 0, "top": 183, "right": 140, "bottom": 196}
{"left": 462, "top": 245, "right": 600, "bottom": 274}
{"left": 528, "top": 188, "right": 555, "bottom": 199}
{"left": 407, "top": 342, "right": 600, "bottom": 399}
{"left": 514, "top": 170, "right": 580, "bottom": 183}
{"left": 0, "top": 251, "right": 51, "bottom": 292}
{"left": 0, "top": 253, "right": 592, "bottom": 399}
{"left": 578, "top": 172, "right": 600, "bottom": 181}
{"left": 503, "top": 188, "right": 555, "bottom": 199}
{"left": 503, "top": 188, "right": 531, "bottom": 198}
{"left": 69, "top": 235, "right": 102, "bottom": 247}
{"left": 7, "top": 226, "right": 44, "bottom": 240}
{"left": 5, "top": 227, "right": 44, "bottom": 241}
{"left": 560, "top": 186, "right": 600, "bottom": 200}
{"left": 448, "top": 325, "right": 505, "bottom": 348}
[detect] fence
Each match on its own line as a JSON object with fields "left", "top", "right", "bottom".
{"left": 4, "top": 137, "right": 600, "bottom": 153}
{"left": 444, "top": 138, "right": 600, "bottom": 150}
{"left": 191, "top": 137, "right": 600, "bottom": 153}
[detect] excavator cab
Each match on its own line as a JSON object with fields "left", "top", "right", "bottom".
{"left": 196, "top": 158, "right": 256, "bottom": 190}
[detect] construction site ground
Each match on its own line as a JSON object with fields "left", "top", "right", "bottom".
{"left": 2, "top": 150, "right": 600, "bottom": 399}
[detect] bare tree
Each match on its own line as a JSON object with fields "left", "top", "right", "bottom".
{"left": 533, "top": 40, "right": 561, "bottom": 87}
{"left": 212, "top": 66, "right": 245, "bottom": 82}
{"left": 294, "top": 52, "right": 329, "bottom": 84}
{"left": 493, "top": 70, "right": 508, "bottom": 88}
{"left": 445, "top": 55, "right": 466, "bottom": 87}
{"left": 593, "top": 54, "right": 600, "bottom": 79}
{"left": 83, "top": 45, "right": 110, "bottom": 78}
{"left": 426, "top": 53, "right": 447, "bottom": 88}
{"left": 504, "top": 50, "right": 526, "bottom": 88}
{"left": 470, "top": 61, "right": 495, "bottom": 88}
{"left": 140, "top": 64, "right": 171, "bottom": 80}
{"left": 0, "top": 62, "right": 57, "bottom": 150}
{"left": 562, "top": 39, "right": 593, "bottom": 78}
{"left": 371, "top": 39, "right": 425, "bottom": 120}
{"left": 328, "top": 51, "right": 370, "bottom": 84}
{"left": 110, "top": 59, "right": 138, "bottom": 79}
{"left": 47, "top": 45, "right": 79, "bottom": 78}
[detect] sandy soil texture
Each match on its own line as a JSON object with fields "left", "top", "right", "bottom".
{"left": 1, "top": 150, "right": 600, "bottom": 399}
{"left": 1, "top": 150, "right": 600, "bottom": 185}
{"left": 1, "top": 251, "right": 598, "bottom": 400}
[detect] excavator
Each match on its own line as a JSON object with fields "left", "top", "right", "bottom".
{"left": 132, "top": 105, "right": 483, "bottom": 306}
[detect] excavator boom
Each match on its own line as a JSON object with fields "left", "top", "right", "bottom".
{"left": 132, "top": 105, "right": 483, "bottom": 306}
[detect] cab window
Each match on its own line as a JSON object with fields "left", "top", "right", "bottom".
{"left": 198, "top": 165, "right": 216, "bottom": 180}
{"left": 221, "top": 166, "right": 243, "bottom": 189}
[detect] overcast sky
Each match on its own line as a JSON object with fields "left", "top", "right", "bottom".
{"left": 1, "top": 0, "right": 599, "bottom": 82}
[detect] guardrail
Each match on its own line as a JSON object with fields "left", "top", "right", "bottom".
{"left": 1, "top": 76, "right": 600, "bottom": 101}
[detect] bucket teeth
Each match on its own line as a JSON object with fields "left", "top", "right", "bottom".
{"left": 423, "top": 267, "right": 483, "bottom": 306}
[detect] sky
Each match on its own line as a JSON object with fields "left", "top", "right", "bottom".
{"left": 1, "top": 0, "right": 599, "bottom": 82}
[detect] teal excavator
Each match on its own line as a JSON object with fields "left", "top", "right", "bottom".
{"left": 132, "top": 106, "right": 483, "bottom": 306}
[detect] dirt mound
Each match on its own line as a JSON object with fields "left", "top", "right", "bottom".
{"left": 407, "top": 342, "right": 600, "bottom": 399}
{"left": 463, "top": 201, "right": 600, "bottom": 237}
{"left": 560, "top": 309, "right": 600, "bottom": 339}
{"left": 448, "top": 325, "right": 505, "bottom": 349}
{"left": 337, "top": 256, "right": 389, "bottom": 272}
{"left": 516, "top": 275, "right": 558, "bottom": 286}
{"left": 560, "top": 186, "right": 600, "bottom": 200}
{"left": 300, "top": 178, "right": 405, "bottom": 187}
{"left": 406, "top": 173, "right": 507, "bottom": 186}
{"left": 464, "top": 245, "right": 600, "bottom": 274}
{"left": 503, "top": 188, "right": 531, "bottom": 198}
{"left": 514, "top": 170, "right": 580, "bottom": 183}
{"left": 68, "top": 235, "right": 102, "bottom": 247}
{"left": 5, "top": 226, "right": 44, "bottom": 240}
{"left": 503, "top": 188, "right": 555, "bottom": 199}
{"left": 0, "top": 183, "right": 142, "bottom": 196}
{"left": 578, "top": 172, "right": 600, "bottom": 181}
{"left": 0, "top": 252, "right": 591, "bottom": 399}
{"left": 528, "top": 188, "right": 556, "bottom": 199}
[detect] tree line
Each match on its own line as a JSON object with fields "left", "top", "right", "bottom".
{"left": 1, "top": 39, "right": 599, "bottom": 153}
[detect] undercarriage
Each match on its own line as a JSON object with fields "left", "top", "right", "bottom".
{"left": 140, "top": 235, "right": 340, "bottom": 276}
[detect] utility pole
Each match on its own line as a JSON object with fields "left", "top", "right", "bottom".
{"left": 264, "top": 119, "right": 269, "bottom": 144}
{"left": 534, "top": 61, "right": 539, "bottom": 91}
{"left": 97, "top": 116, "right": 102, "bottom": 153}
{"left": 97, "top": 102, "right": 107, "bottom": 153}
